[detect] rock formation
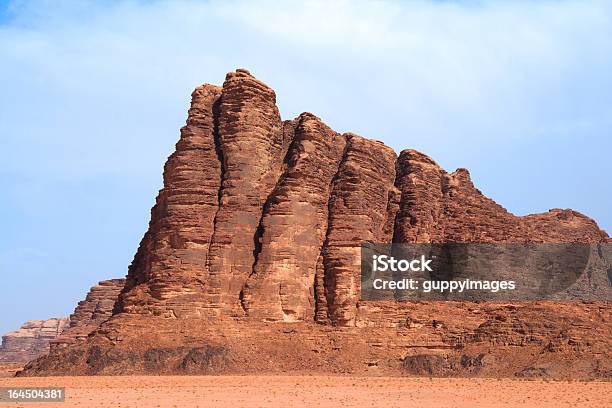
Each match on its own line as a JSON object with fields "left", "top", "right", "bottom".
{"left": 119, "top": 84, "right": 222, "bottom": 319}
{"left": 51, "top": 279, "right": 125, "bottom": 349}
{"left": 0, "top": 318, "right": 68, "bottom": 363}
{"left": 0, "top": 279, "right": 125, "bottom": 364}
{"left": 393, "top": 150, "right": 607, "bottom": 243}
{"left": 19, "top": 69, "right": 611, "bottom": 378}
{"left": 243, "top": 113, "right": 348, "bottom": 322}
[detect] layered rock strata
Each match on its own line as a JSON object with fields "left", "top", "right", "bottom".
{"left": 114, "top": 69, "right": 608, "bottom": 325}
{"left": 243, "top": 113, "right": 347, "bottom": 322}
{"left": 392, "top": 150, "right": 608, "bottom": 243}
{"left": 119, "top": 84, "right": 222, "bottom": 318}
{"left": 322, "top": 135, "right": 398, "bottom": 326}
{"left": 0, "top": 318, "right": 68, "bottom": 363}
{"left": 206, "top": 69, "right": 287, "bottom": 317}
{"left": 19, "top": 69, "right": 610, "bottom": 378}
{"left": 52, "top": 279, "right": 125, "bottom": 348}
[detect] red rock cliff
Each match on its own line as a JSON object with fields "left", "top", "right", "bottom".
{"left": 52, "top": 279, "right": 125, "bottom": 349}
{"left": 19, "top": 69, "right": 610, "bottom": 378}
{"left": 115, "top": 69, "right": 608, "bottom": 327}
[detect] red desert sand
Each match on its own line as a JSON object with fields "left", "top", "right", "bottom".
{"left": 0, "top": 375, "right": 610, "bottom": 408}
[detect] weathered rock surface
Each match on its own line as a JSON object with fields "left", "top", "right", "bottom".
{"left": 1, "top": 279, "right": 124, "bottom": 364}
{"left": 393, "top": 150, "right": 608, "bottom": 243}
{"left": 322, "top": 134, "right": 398, "bottom": 326}
{"left": 52, "top": 279, "right": 125, "bottom": 349}
{"left": 0, "top": 318, "right": 69, "bottom": 363}
{"left": 119, "top": 84, "right": 222, "bottom": 319}
{"left": 19, "top": 69, "right": 611, "bottom": 378}
{"left": 243, "top": 113, "right": 346, "bottom": 322}
{"left": 19, "top": 302, "right": 611, "bottom": 378}
{"left": 206, "top": 69, "right": 288, "bottom": 318}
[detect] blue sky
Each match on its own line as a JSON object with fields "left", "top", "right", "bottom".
{"left": 0, "top": 0, "right": 610, "bottom": 335}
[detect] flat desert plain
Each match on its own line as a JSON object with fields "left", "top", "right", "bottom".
{"left": 1, "top": 376, "right": 611, "bottom": 408}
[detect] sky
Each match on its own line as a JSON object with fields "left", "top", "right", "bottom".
{"left": 0, "top": 0, "right": 610, "bottom": 335}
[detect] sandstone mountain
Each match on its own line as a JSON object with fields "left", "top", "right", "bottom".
{"left": 51, "top": 279, "right": 125, "bottom": 350}
{"left": 20, "top": 69, "right": 611, "bottom": 378}
{"left": 0, "top": 318, "right": 68, "bottom": 363}
{"left": 0, "top": 279, "right": 124, "bottom": 365}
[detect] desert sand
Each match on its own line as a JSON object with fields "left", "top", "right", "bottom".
{"left": 0, "top": 375, "right": 610, "bottom": 408}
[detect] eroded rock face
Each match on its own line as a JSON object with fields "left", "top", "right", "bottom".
{"left": 19, "top": 69, "right": 610, "bottom": 378}
{"left": 206, "top": 69, "right": 287, "bottom": 318}
{"left": 52, "top": 279, "right": 125, "bottom": 349}
{"left": 243, "top": 113, "right": 347, "bottom": 322}
{"left": 322, "top": 135, "right": 398, "bottom": 326}
{"left": 119, "top": 84, "right": 223, "bottom": 318}
{"left": 393, "top": 150, "right": 607, "bottom": 243}
{"left": 112, "top": 69, "right": 608, "bottom": 325}
{"left": 0, "top": 318, "right": 69, "bottom": 363}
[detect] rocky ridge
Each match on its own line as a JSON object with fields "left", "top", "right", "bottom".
{"left": 0, "top": 279, "right": 125, "bottom": 364}
{"left": 19, "top": 69, "right": 611, "bottom": 378}
{"left": 0, "top": 318, "right": 68, "bottom": 363}
{"left": 51, "top": 279, "right": 125, "bottom": 349}
{"left": 115, "top": 68, "right": 608, "bottom": 325}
